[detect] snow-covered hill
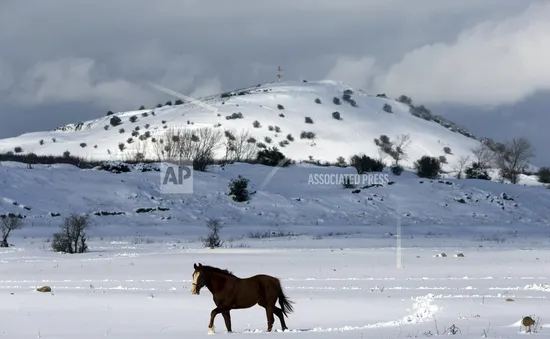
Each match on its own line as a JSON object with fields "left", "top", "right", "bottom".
{"left": 1, "top": 161, "right": 549, "bottom": 241}
{"left": 0, "top": 80, "right": 481, "bottom": 171}
{"left": 2, "top": 79, "right": 547, "bottom": 240}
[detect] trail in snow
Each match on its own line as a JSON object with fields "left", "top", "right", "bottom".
{"left": 238, "top": 294, "right": 438, "bottom": 334}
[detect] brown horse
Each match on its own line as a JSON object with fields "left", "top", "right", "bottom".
{"left": 190, "top": 263, "right": 294, "bottom": 334}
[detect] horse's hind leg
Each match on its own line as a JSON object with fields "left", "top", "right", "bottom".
{"left": 265, "top": 305, "right": 275, "bottom": 332}
{"left": 273, "top": 307, "right": 288, "bottom": 331}
{"left": 258, "top": 300, "right": 275, "bottom": 332}
{"left": 222, "top": 311, "right": 232, "bottom": 333}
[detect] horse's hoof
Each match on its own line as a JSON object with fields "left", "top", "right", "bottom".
{"left": 208, "top": 327, "right": 215, "bottom": 335}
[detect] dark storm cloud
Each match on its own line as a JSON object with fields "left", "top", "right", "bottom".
{"left": 0, "top": 0, "right": 548, "bottom": 164}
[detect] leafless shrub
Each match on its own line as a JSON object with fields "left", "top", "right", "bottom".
{"left": 51, "top": 213, "right": 89, "bottom": 253}
{"left": 471, "top": 142, "right": 495, "bottom": 169}
{"left": 1, "top": 216, "right": 24, "bottom": 247}
{"left": 374, "top": 134, "right": 411, "bottom": 166}
{"left": 494, "top": 138, "right": 535, "bottom": 184}
{"left": 153, "top": 127, "right": 223, "bottom": 171}
{"left": 455, "top": 155, "right": 471, "bottom": 179}
{"left": 223, "top": 129, "right": 259, "bottom": 162}
{"left": 202, "top": 219, "right": 224, "bottom": 249}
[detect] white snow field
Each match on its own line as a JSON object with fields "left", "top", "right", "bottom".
{"left": 2, "top": 237, "right": 550, "bottom": 339}
{"left": 1, "top": 158, "right": 550, "bottom": 338}
{"left": 0, "top": 80, "right": 482, "bottom": 170}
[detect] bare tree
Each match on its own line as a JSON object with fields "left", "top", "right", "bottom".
{"left": 376, "top": 147, "right": 388, "bottom": 162}
{"left": 174, "top": 129, "right": 196, "bottom": 161}
{"left": 191, "top": 128, "right": 224, "bottom": 171}
{"left": 153, "top": 128, "right": 191, "bottom": 162}
{"left": 202, "top": 218, "right": 224, "bottom": 248}
{"left": 152, "top": 128, "right": 182, "bottom": 161}
{"left": 130, "top": 140, "right": 149, "bottom": 162}
{"left": 471, "top": 142, "right": 495, "bottom": 169}
{"left": 494, "top": 138, "right": 535, "bottom": 184}
{"left": 394, "top": 134, "right": 412, "bottom": 162}
{"left": 154, "top": 127, "right": 223, "bottom": 170}
{"left": 374, "top": 134, "right": 411, "bottom": 166}
{"left": 454, "top": 155, "right": 471, "bottom": 179}
{"left": 1, "top": 216, "right": 24, "bottom": 247}
{"left": 224, "top": 129, "right": 258, "bottom": 162}
{"left": 51, "top": 213, "right": 89, "bottom": 253}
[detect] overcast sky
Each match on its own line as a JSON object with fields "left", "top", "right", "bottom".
{"left": 1, "top": 0, "right": 548, "bottom": 165}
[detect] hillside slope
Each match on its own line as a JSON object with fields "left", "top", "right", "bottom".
{"left": 1, "top": 161, "right": 549, "bottom": 240}
{"left": 0, "top": 80, "right": 481, "bottom": 170}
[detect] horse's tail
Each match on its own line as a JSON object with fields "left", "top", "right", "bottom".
{"left": 277, "top": 279, "right": 294, "bottom": 317}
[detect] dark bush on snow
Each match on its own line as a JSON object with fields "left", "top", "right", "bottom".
{"left": 226, "top": 112, "right": 244, "bottom": 120}
{"left": 95, "top": 162, "right": 131, "bottom": 173}
{"left": 465, "top": 162, "right": 491, "bottom": 180}
{"left": 300, "top": 131, "right": 316, "bottom": 139}
{"left": 391, "top": 164, "right": 404, "bottom": 176}
{"left": 414, "top": 156, "right": 442, "bottom": 179}
{"left": 256, "top": 147, "right": 291, "bottom": 167}
{"left": 396, "top": 95, "right": 413, "bottom": 105}
{"left": 110, "top": 116, "right": 122, "bottom": 127}
{"left": 537, "top": 167, "right": 550, "bottom": 184}
{"left": 350, "top": 154, "right": 385, "bottom": 174}
{"left": 0, "top": 152, "right": 104, "bottom": 169}
{"left": 228, "top": 175, "right": 250, "bottom": 202}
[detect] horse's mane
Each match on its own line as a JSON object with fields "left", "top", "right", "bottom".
{"left": 201, "top": 265, "right": 237, "bottom": 277}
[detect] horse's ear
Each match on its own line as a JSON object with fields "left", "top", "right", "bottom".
{"left": 193, "top": 263, "right": 197, "bottom": 269}
{"left": 198, "top": 263, "right": 202, "bottom": 267}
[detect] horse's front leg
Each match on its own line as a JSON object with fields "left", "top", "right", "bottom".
{"left": 222, "top": 310, "right": 232, "bottom": 333}
{"left": 208, "top": 307, "right": 222, "bottom": 334}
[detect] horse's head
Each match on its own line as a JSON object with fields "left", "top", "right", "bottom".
{"left": 191, "top": 263, "right": 205, "bottom": 295}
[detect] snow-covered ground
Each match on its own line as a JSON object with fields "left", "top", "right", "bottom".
{"left": 1, "top": 158, "right": 549, "bottom": 337}
{"left": 0, "top": 78, "right": 548, "bottom": 337}
{"left": 1, "top": 160, "right": 549, "bottom": 235}
{"left": 1, "top": 158, "right": 549, "bottom": 338}
{"left": 2, "top": 236, "right": 550, "bottom": 338}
